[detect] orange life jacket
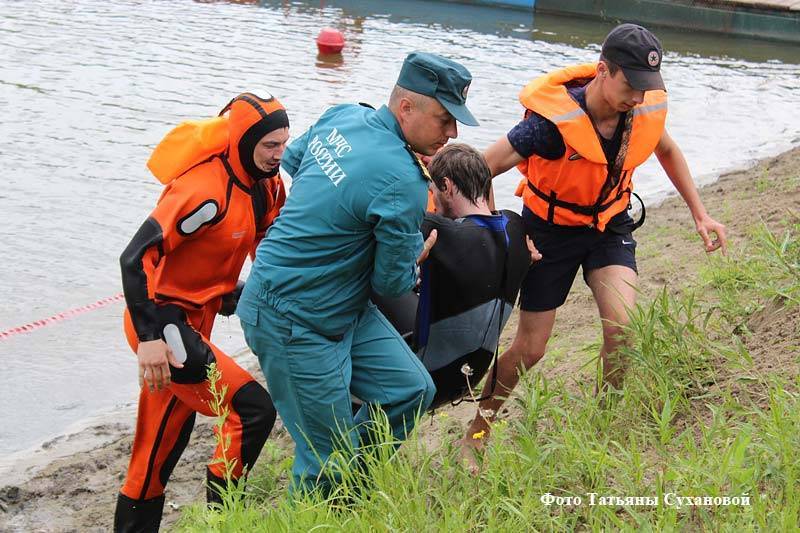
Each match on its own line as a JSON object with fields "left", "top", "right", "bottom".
{"left": 147, "top": 116, "right": 230, "bottom": 184}
{"left": 515, "top": 63, "right": 667, "bottom": 231}
{"left": 426, "top": 188, "right": 436, "bottom": 213}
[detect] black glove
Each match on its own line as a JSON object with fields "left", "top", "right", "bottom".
{"left": 219, "top": 280, "right": 245, "bottom": 317}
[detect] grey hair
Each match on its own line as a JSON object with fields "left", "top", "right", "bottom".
{"left": 389, "top": 85, "right": 432, "bottom": 110}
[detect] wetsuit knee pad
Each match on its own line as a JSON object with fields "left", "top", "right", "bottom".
{"left": 232, "top": 381, "right": 276, "bottom": 465}
{"left": 232, "top": 381, "right": 276, "bottom": 429}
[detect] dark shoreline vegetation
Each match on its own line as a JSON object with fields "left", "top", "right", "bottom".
{"left": 177, "top": 152, "right": 800, "bottom": 530}
{"left": 1, "top": 148, "right": 797, "bottom": 531}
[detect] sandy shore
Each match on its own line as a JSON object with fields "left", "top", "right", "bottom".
{"left": 1, "top": 146, "right": 798, "bottom": 532}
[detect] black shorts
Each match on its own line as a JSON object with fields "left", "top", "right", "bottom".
{"left": 519, "top": 207, "right": 638, "bottom": 312}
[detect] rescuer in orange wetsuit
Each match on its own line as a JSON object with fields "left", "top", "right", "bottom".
{"left": 115, "top": 93, "right": 289, "bottom": 532}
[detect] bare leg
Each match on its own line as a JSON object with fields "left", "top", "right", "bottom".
{"left": 584, "top": 265, "right": 638, "bottom": 391}
{"left": 459, "top": 309, "right": 556, "bottom": 471}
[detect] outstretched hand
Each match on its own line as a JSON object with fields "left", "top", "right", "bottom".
{"left": 137, "top": 339, "right": 184, "bottom": 392}
{"left": 414, "top": 230, "right": 438, "bottom": 289}
{"left": 695, "top": 215, "right": 727, "bottom": 255}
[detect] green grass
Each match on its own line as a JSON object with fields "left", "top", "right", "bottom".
{"left": 754, "top": 168, "right": 771, "bottom": 194}
{"left": 175, "top": 223, "right": 800, "bottom": 532}
{"left": 700, "top": 221, "right": 800, "bottom": 331}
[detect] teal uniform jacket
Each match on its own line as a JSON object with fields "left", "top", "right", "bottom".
{"left": 243, "top": 104, "right": 429, "bottom": 337}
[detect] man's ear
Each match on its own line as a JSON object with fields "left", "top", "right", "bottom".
{"left": 399, "top": 96, "right": 414, "bottom": 118}
{"left": 597, "top": 60, "right": 608, "bottom": 79}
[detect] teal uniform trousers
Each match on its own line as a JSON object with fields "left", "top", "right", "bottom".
{"left": 238, "top": 291, "right": 433, "bottom": 490}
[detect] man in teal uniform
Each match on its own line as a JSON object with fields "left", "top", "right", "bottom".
{"left": 237, "top": 52, "right": 479, "bottom": 492}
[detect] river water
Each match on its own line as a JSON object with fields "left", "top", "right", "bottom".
{"left": 1, "top": 0, "right": 799, "bottom": 459}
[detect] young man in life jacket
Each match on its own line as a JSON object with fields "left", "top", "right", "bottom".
{"left": 236, "top": 52, "right": 478, "bottom": 493}
{"left": 374, "top": 143, "right": 536, "bottom": 409}
{"left": 115, "top": 93, "right": 288, "bottom": 531}
{"left": 460, "top": 24, "right": 728, "bottom": 462}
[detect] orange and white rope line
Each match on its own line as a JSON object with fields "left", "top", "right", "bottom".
{"left": 0, "top": 293, "right": 125, "bottom": 341}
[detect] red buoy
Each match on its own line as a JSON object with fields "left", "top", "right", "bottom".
{"left": 316, "top": 27, "right": 345, "bottom": 54}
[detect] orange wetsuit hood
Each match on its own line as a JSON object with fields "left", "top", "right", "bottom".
{"left": 147, "top": 93, "right": 288, "bottom": 186}
{"left": 123, "top": 93, "right": 289, "bottom": 342}
{"left": 222, "top": 93, "right": 289, "bottom": 184}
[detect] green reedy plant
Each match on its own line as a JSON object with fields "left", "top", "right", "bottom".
{"left": 173, "top": 219, "right": 799, "bottom": 531}
{"left": 200, "top": 363, "right": 248, "bottom": 521}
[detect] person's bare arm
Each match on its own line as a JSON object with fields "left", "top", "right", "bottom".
{"left": 484, "top": 135, "right": 527, "bottom": 211}
{"left": 484, "top": 135, "right": 525, "bottom": 178}
{"left": 655, "top": 129, "right": 727, "bottom": 254}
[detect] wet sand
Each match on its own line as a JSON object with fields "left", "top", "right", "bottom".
{"left": 1, "top": 146, "right": 798, "bottom": 532}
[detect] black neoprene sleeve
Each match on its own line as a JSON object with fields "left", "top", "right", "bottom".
{"left": 119, "top": 217, "right": 165, "bottom": 342}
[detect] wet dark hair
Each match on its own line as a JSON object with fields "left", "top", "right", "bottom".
{"left": 428, "top": 143, "right": 491, "bottom": 205}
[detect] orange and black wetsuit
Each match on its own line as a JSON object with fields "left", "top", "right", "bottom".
{"left": 114, "top": 93, "right": 288, "bottom": 533}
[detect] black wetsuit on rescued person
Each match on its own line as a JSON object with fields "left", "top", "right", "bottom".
{"left": 374, "top": 210, "right": 530, "bottom": 409}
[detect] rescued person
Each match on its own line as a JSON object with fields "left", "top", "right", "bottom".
{"left": 374, "top": 143, "right": 535, "bottom": 409}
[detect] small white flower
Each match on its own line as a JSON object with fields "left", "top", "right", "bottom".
{"left": 460, "top": 363, "right": 474, "bottom": 377}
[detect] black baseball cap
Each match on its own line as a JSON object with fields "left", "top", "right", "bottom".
{"left": 601, "top": 23, "right": 665, "bottom": 91}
